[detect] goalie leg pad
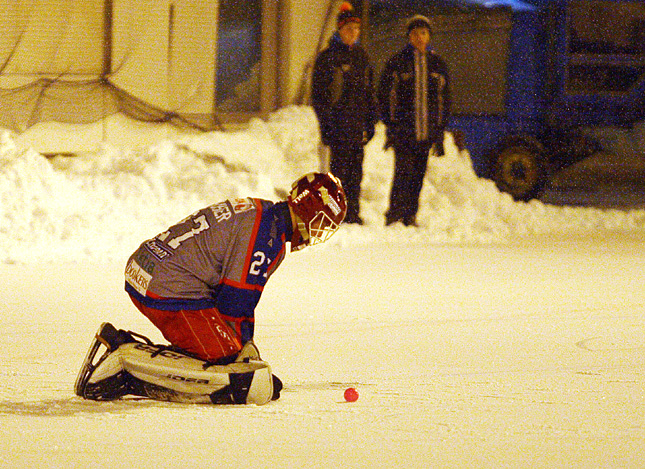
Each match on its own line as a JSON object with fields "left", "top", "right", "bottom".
{"left": 245, "top": 364, "right": 274, "bottom": 405}
{"left": 76, "top": 328, "right": 275, "bottom": 405}
{"left": 119, "top": 343, "right": 274, "bottom": 405}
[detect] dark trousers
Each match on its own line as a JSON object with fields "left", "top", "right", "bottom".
{"left": 329, "top": 144, "right": 364, "bottom": 222}
{"left": 386, "top": 140, "right": 431, "bottom": 224}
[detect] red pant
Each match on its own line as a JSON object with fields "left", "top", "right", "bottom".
{"left": 129, "top": 295, "right": 242, "bottom": 361}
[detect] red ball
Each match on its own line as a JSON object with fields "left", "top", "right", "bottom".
{"left": 344, "top": 387, "right": 359, "bottom": 402}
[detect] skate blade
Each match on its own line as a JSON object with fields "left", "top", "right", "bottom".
{"left": 74, "top": 323, "right": 113, "bottom": 397}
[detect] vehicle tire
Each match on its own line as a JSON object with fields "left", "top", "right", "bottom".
{"left": 493, "top": 143, "right": 547, "bottom": 201}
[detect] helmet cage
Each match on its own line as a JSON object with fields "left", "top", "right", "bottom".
{"left": 307, "top": 211, "right": 341, "bottom": 245}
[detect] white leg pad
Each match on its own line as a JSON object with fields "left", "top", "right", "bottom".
{"left": 90, "top": 342, "right": 274, "bottom": 405}
{"left": 87, "top": 350, "right": 125, "bottom": 384}
{"left": 246, "top": 364, "right": 273, "bottom": 405}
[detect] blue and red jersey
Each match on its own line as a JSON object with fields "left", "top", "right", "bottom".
{"left": 125, "top": 198, "right": 292, "bottom": 343}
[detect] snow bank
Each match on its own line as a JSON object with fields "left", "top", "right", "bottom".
{"left": 1, "top": 106, "right": 644, "bottom": 263}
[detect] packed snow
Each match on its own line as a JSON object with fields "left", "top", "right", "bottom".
{"left": 1, "top": 107, "right": 644, "bottom": 467}
{"left": 2, "top": 106, "right": 644, "bottom": 265}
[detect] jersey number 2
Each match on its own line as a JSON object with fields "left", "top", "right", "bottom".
{"left": 249, "top": 251, "right": 269, "bottom": 278}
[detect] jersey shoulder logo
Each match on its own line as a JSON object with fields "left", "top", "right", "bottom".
{"left": 230, "top": 198, "right": 255, "bottom": 214}
{"left": 144, "top": 239, "right": 171, "bottom": 260}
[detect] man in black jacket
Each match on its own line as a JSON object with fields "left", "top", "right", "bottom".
{"left": 378, "top": 15, "right": 452, "bottom": 227}
{"left": 312, "top": 2, "right": 377, "bottom": 225}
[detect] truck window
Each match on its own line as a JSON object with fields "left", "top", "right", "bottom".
{"left": 565, "top": 0, "right": 645, "bottom": 94}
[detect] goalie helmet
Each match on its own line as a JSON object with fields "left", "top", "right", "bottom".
{"left": 287, "top": 172, "right": 347, "bottom": 251}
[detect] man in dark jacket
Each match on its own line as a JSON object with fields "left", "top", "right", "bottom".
{"left": 378, "top": 15, "right": 451, "bottom": 227}
{"left": 312, "top": 2, "right": 377, "bottom": 225}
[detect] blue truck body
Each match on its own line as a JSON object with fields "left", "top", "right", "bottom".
{"left": 368, "top": 0, "right": 645, "bottom": 199}
{"left": 450, "top": 0, "right": 645, "bottom": 198}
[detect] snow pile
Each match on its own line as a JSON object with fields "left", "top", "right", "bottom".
{"left": 419, "top": 146, "right": 644, "bottom": 241}
{"left": 1, "top": 106, "right": 644, "bottom": 263}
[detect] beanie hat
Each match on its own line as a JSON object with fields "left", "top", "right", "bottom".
{"left": 337, "top": 2, "right": 360, "bottom": 28}
{"left": 406, "top": 14, "right": 432, "bottom": 34}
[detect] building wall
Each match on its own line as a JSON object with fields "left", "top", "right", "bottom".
{"left": 279, "top": 0, "right": 339, "bottom": 106}
{"left": 5, "top": 0, "right": 335, "bottom": 152}
{"left": 110, "top": 0, "right": 218, "bottom": 113}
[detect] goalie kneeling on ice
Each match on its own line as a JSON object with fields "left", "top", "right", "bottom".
{"left": 83, "top": 341, "right": 276, "bottom": 405}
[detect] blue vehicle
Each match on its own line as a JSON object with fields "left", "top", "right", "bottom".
{"left": 368, "top": 0, "right": 645, "bottom": 199}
